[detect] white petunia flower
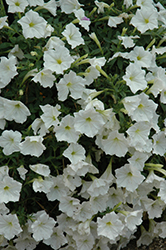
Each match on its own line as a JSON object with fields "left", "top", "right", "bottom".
{"left": 54, "top": 114, "right": 80, "bottom": 143}
{"left": 74, "top": 108, "right": 105, "bottom": 137}
{"left": 60, "top": 0, "right": 83, "bottom": 14}
{"left": 44, "top": 46, "right": 74, "bottom": 74}
{"left": 30, "top": 163, "right": 50, "bottom": 177}
{"left": 17, "top": 166, "right": 28, "bottom": 180}
{"left": 0, "top": 56, "right": 18, "bottom": 88}
{"left": 31, "top": 210, "right": 56, "bottom": 241}
{"left": 43, "top": 226, "right": 68, "bottom": 249}
{"left": 115, "top": 164, "right": 145, "bottom": 192}
{"left": 0, "top": 176, "right": 22, "bottom": 203}
{"left": 130, "top": 7, "right": 158, "bottom": 33}
{"left": 0, "top": 214, "right": 22, "bottom": 240}
{"left": 102, "top": 130, "right": 128, "bottom": 157}
{"left": 152, "top": 131, "right": 166, "bottom": 156}
{"left": 40, "top": 104, "right": 61, "bottom": 129}
{"left": 3, "top": 99, "right": 31, "bottom": 124}
{"left": 32, "top": 69, "right": 56, "bottom": 88}
{"left": 56, "top": 70, "right": 85, "bottom": 101}
{"left": 0, "top": 16, "right": 8, "bottom": 29}
{"left": 27, "top": 0, "right": 44, "bottom": 6}
{"left": 31, "top": 118, "right": 48, "bottom": 136}
{"left": 63, "top": 143, "right": 86, "bottom": 164}
{"left": 62, "top": 23, "right": 85, "bottom": 49}
{"left": 108, "top": 16, "right": 123, "bottom": 27}
{"left": 6, "top": 0, "right": 28, "bottom": 13}
{"left": 123, "top": 62, "right": 147, "bottom": 93}
{"left": 8, "top": 45, "right": 24, "bottom": 60}
{"left": 18, "top": 10, "right": 47, "bottom": 39}
{"left": 97, "top": 212, "right": 124, "bottom": 241}
{"left": 0, "top": 130, "right": 22, "bottom": 155}
{"left": 32, "top": 176, "right": 53, "bottom": 193}
{"left": 73, "top": 8, "right": 91, "bottom": 31}
{"left": 20, "top": 136, "right": 46, "bottom": 157}
{"left": 95, "top": 1, "right": 109, "bottom": 13}
{"left": 59, "top": 196, "right": 80, "bottom": 217}
{"left": 129, "top": 46, "right": 153, "bottom": 68}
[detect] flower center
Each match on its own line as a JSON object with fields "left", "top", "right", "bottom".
{"left": 67, "top": 82, "right": 72, "bottom": 87}
{"left": 65, "top": 125, "right": 71, "bottom": 130}
{"left": 57, "top": 59, "right": 62, "bottom": 64}
{"left": 29, "top": 22, "right": 35, "bottom": 27}
{"left": 144, "top": 18, "right": 149, "bottom": 24}
{"left": 4, "top": 186, "right": 9, "bottom": 190}
{"left": 15, "top": 2, "right": 20, "bottom": 6}
{"left": 86, "top": 117, "right": 91, "bottom": 122}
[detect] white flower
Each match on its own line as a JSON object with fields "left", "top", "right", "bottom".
{"left": 54, "top": 114, "right": 80, "bottom": 143}
{"left": 43, "top": 227, "right": 68, "bottom": 249}
{"left": 74, "top": 108, "right": 105, "bottom": 137}
{"left": 56, "top": 70, "right": 85, "bottom": 101}
{"left": 17, "top": 166, "right": 28, "bottom": 180}
{"left": 128, "top": 151, "right": 149, "bottom": 171}
{"left": 31, "top": 118, "right": 48, "bottom": 136}
{"left": 0, "top": 56, "right": 18, "bottom": 88}
{"left": 18, "top": 10, "right": 47, "bottom": 39}
{"left": 46, "top": 175, "right": 69, "bottom": 201}
{"left": 59, "top": 196, "right": 80, "bottom": 217}
{"left": 102, "top": 130, "right": 128, "bottom": 157}
{"left": 40, "top": 104, "right": 61, "bottom": 129}
{"left": 6, "top": 0, "right": 28, "bottom": 13}
{"left": 62, "top": 23, "right": 85, "bottom": 49}
{"left": 129, "top": 46, "right": 153, "bottom": 68}
{"left": 32, "top": 176, "right": 53, "bottom": 193}
{"left": 31, "top": 211, "right": 56, "bottom": 241}
{"left": 97, "top": 212, "right": 124, "bottom": 241}
{"left": 60, "top": 0, "right": 83, "bottom": 14}
{"left": 87, "top": 177, "right": 110, "bottom": 197}
{"left": 123, "top": 210, "right": 143, "bottom": 231}
{"left": 63, "top": 143, "right": 86, "bottom": 164}
{"left": 158, "top": 180, "right": 166, "bottom": 203}
{"left": 41, "top": 0, "right": 57, "bottom": 16}
{"left": 30, "top": 163, "right": 50, "bottom": 177}
{"left": 0, "top": 130, "right": 22, "bottom": 155}
{"left": 20, "top": 136, "right": 46, "bottom": 157}
{"left": 8, "top": 44, "right": 24, "bottom": 60}
{"left": 45, "top": 36, "right": 65, "bottom": 50}
{"left": 0, "top": 214, "right": 22, "bottom": 240}
{"left": 152, "top": 131, "right": 166, "bottom": 156}
{"left": 123, "top": 63, "right": 147, "bottom": 93}
{"left": 44, "top": 46, "right": 74, "bottom": 74}
{"left": 108, "top": 16, "right": 123, "bottom": 27}
{"left": 0, "top": 16, "right": 8, "bottom": 29}
{"left": 32, "top": 69, "right": 56, "bottom": 88}
{"left": 0, "top": 176, "right": 22, "bottom": 203}
{"left": 95, "top": 1, "right": 109, "bottom": 13}
{"left": 27, "top": 0, "right": 44, "bottom": 6}
{"left": 115, "top": 164, "right": 145, "bottom": 192}
{"left": 3, "top": 99, "right": 31, "bottom": 124}
{"left": 73, "top": 8, "right": 90, "bottom": 31}
{"left": 118, "top": 35, "right": 138, "bottom": 48}
{"left": 130, "top": 7, "right": 158, "bottom": 33}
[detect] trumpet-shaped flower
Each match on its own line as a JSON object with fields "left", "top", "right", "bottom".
{"left": 32, "top": 69, "right": 56, "bottom": 88}
{"left": 30, "top": 163, "right": 50, "bottom": 177}
{"left": 56, "top": 70, "right": 85, "bottom": 101}
{"left": 27, "top": 0, "right": 44, "bottom": 6}
{"left": 129, "top": 46, "right": 153, "bottom": 68}
{"left": 31, "top": 211, "right": 56, "bottom": 241}
{"left": 74, "top": 108, "right": 105, "bottom": 137}
{"left": 115, "top": 164, "right": 145, "bottom": 192}
{"left": 6, "top": 0, "right": 28, "bottom": 13}
{"left": 102, "top": 130, "right": 128, "bottom": 157}
{"left": 0, "top": 56, "right": 18, "bottom": 88}
{"left": 44, "top": 46, "right": 74, "bottom": 74}
{"left": 62, "top": 23, "right": 85, "bottom": 49}
{"left": 40, "top": 104, "right": 61, "bottom": 129}
{"left": 0, "top": 176, "right": 22, "bottom": 203}
{"left": 0, "top": 214, "right": 22, "bottom": 240}
{"left": 4, "top": 99, "right": 31, "bottom": 124}
{"left": 130, "top": 7, "right": 158, "bottom": 33}
{"left": 60, "top": 0, "right": 83, "bottom": 14}
{"left": 20, "top": 136, "right": 46, "bottom": 157}
{"left": 74, "top": 8, "right": 90, "bottom": 31}
{"left": 123, "top": 63, "right": 147, "bottom": 93}
{"left": 55, "top": 114, "right": 80, "bottom": 143}
{"left": 152, "top": 131, "right": 166, "bottom": 156}
{"left": 63, "top": 143, "right": 86, "bottom": 164}
{"left": 97, "top": 212, "right": 124, "bottom": 241}
{"left": 0, "top": 130, "right": 22, "bottom": 155}
{"left": 0, "top": 16, "right": 8, "bottom": 29}
{"left": 18, "top": 10, "right": 47, "bottom": 39}
{"left": 43, "top": 227, "right": 68, "bottom": 249}
{"left": 108, "top": 16, "right": 123, "bottom": 27}
{"left": 32, "top": 176, "right": 53, "bottom": 193}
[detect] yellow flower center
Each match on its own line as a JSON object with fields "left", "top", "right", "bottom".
{"left": 29, "top": 22, "right": 35, "bottom": 27}
{"left": 57, "top": 59, "right": 62, "bottom": 64}
{"left": 86, "top": 117, "right": 91, "bottom": 122}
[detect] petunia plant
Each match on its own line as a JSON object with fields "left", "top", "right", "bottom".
{"left": 0, "top": 0, "right": 166, "bottom": 249}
